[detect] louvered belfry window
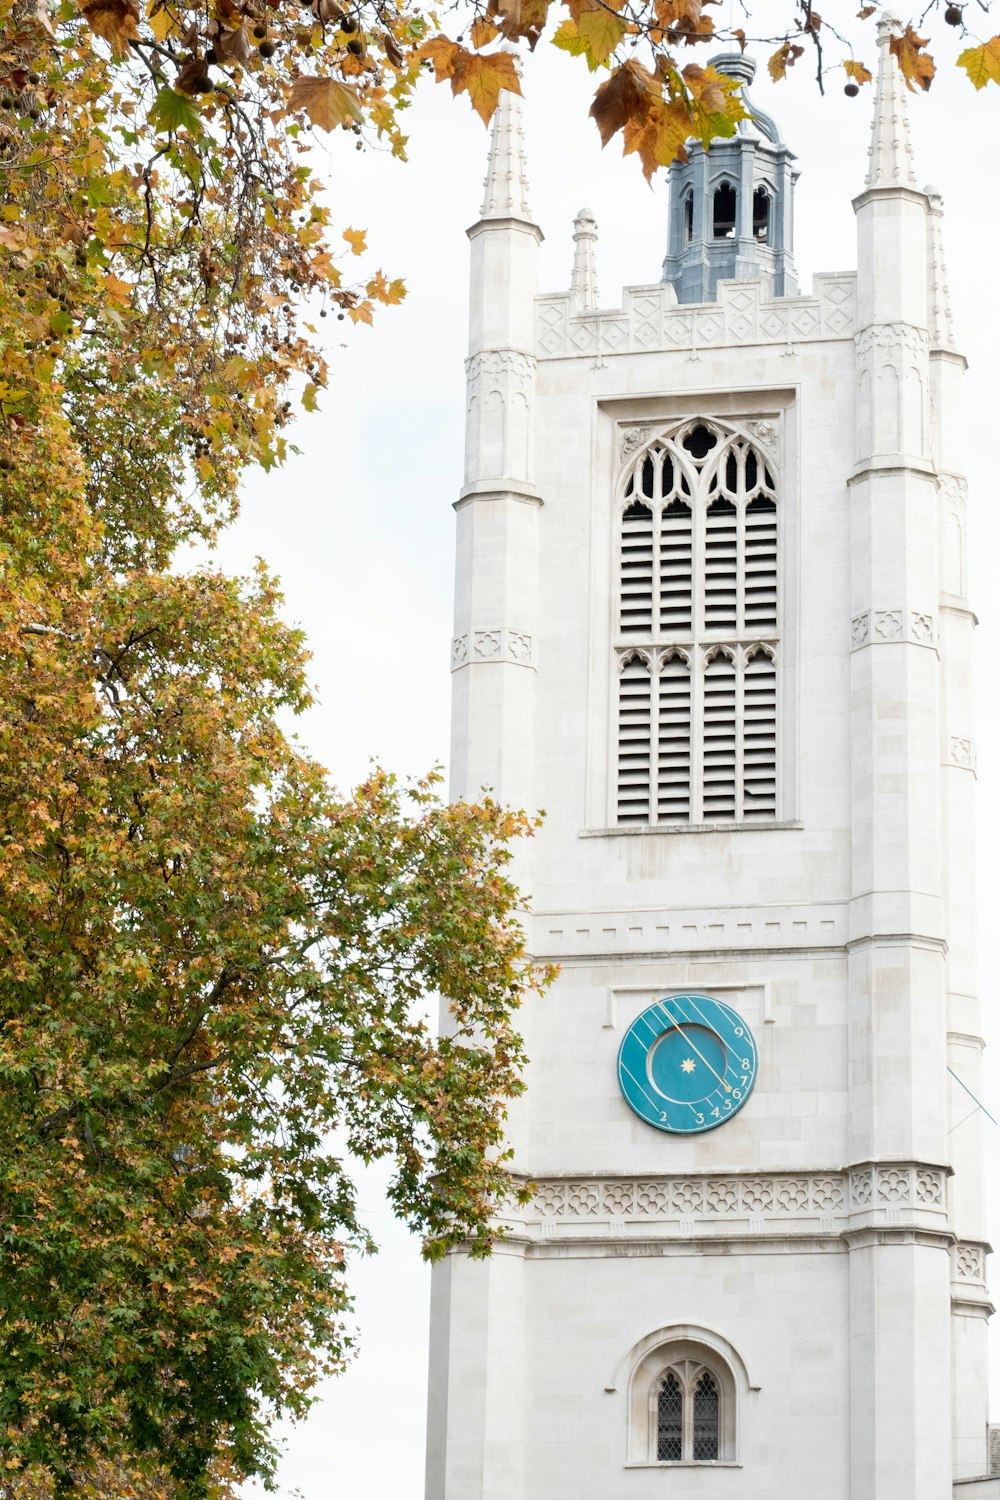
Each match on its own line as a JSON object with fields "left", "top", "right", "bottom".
{"left": 615, "top": 420, "right": 779, "bottom": 826}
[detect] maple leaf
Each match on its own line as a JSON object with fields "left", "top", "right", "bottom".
{"left": 590, "top": 58, "right": 659, "bottom": 148}
{"left": 214, "top": 22, "right": 253, "bottom": 63}
{"left": 149, "top": 84, "right": 202, "bottom": 133}
{"left": 890, "top": 24, "right": 935, "bottom": 92}
{"left": 288, "top": 75, "right": 363, "bottom": 129}
{"left": 78, "top": 0, "right": 139, "bottom": 52}
{"left": 469, "top": 15, "right": 499, "bottom": 48}
{"left": 844, "top": 58, "right": 873, "bottom": 85}
{"left": 575, "top": 8, "right": 629, "bottom": 68}
{"left": 445, "top": 48, "right": 522, "bottom": 122}
{"left": 562, "top": 0, "right": 602, "bottom": 20}
{"left": 416, "top": 33, "right": 461, "bottom": 79}
{"left": 622, "top": 99, "right": 690, "bottom": 179}
{"left": 957, "top": 36, "right": 1000, "bottom": 90}
{"left": 486, "top": 0, "right": 552, "bottom": 47}
{"left": 768, "top": 41, "right": 804, "bottom": 81}
{"left": 343, "top": 227, "right": 367, "bottom": 255}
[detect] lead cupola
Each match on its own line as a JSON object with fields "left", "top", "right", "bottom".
{"left": 662, "top": 54, "right": 798, "bottom": 304}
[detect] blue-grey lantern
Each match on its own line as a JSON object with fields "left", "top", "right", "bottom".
{"left": 662, "top": 55, "right": 798, "bottom": 305}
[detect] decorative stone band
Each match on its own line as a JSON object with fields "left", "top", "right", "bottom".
{"left": 508, "top": 1164, "right": 949, "bottom": 1238}
{"left": 953, "top": 1240, "right": 989, "bottom": 1287}
{"left": 536, "top": 274, "right": 856, "bottom": 361}
{"left": 850, "top": 609, "right": 936, "bottom": 651}
{"left": 451, "top": 627, "right": 533, "bottom": 671}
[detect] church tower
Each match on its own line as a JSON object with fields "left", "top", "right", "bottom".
{"left": 428, "top": 19, "right": 994, "bottom": 1498}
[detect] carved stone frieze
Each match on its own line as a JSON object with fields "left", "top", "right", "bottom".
{"left": 535, "top": 276, "right": 856, "bottom": 360}
{"left": 516, "top": 1165, "right": 948, "bottom": 1235}
{"left": 850, "top": 609, "right": 937, "bottom": 651}
{"left": 854, "top": 320, "right": 931, "bottom": 361}
{"left": 451, "top": 627, "right": 534, "bottom": 671}
{"left": 953, "top": 1241, "right": 988, "bottom": 1283}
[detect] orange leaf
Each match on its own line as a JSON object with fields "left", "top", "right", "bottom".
{"left": 844, "top": 58, "right": 873, "bottom": 85}
{"left": 445, "top": 48, "right": 522, "bottom": 123}
{"left": 416, "top": 33, "right": 461, "bottom": 80}
{"left": 889, "top": 24, "right": 935, "bottom": 92}
{"left": 288, "top": 75, "right": 363, "bottom": 130}
{"left": 590, "top": 58, "right": 659, "bottom": 148}
{"left": 343, "top": 227, "right": 367, "bottom": 255}
{"left": 78, "top": 0, "right": 139, "bottom": 51}
{"left": 469, "top": 16, "right": 499, "bottom": 48}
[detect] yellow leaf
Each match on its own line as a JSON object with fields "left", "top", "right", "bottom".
{"left": 288, "top": 75, "right": 363, "bottom": 130}
{"left": 844, "top": 58, "right": 873, "bottom": 84}
{"left": 348, "top": 301, "right": 374, "bottom": 325}
{"left": 343, "top": 227, "right": 367, "bottom": 255}
{"left": 470, "top": 16, "right": 499, "bottom": 48}
{"left": 575, "top": 6, "right": 628, "bottom": 67}
{"left": 147, "top": 0, "right": 181, "bottom": 39}
{"left": 767, "top": 41, "right": 803, "bottom": 82}
{"left": 957, "top": 36, "right": 1000, "bottom": 90}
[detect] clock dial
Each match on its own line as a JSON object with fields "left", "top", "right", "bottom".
{"left": 617, "top": 993, "right": 758, "bottom": 1134}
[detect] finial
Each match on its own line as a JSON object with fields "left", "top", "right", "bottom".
{"left": 479, "top": 87, "right": 534, "bottom": 222}
{"left": 865, "top": 12, "right": 917, "bottom": 189}
{"left": 925, "top": 184, "right": 955, "bottom": 349}
{"left": 570, "top": 207, "right": 599, "bottom": 313}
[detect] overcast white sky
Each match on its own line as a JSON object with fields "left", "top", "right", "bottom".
{"left": 223, "top": 17, "right": 1000, "bottom": 1494}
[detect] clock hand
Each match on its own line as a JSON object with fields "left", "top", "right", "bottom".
{"left": 657, "top": 1005, "right": 732, "bottom": 1093}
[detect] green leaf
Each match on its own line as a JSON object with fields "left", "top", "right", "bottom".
{"left": 149, "top": 86, "right": 203, "bottom": 135}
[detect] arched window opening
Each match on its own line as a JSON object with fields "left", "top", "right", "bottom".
{"left": 692, "top": 1372, "right": 721, "bottom": 1460}
{"left": 656, "top": 1373, "right": 683, "bottom": 1460}
{"left": 615, "top": 422, "right": 780, "bottom": 827}
{"left": 683, "top": 190, "right": 694, "bottom": 245}
{"left": 713, "top": 182, "right": 736, "bottom": 239}
{"left": 626, "top": 1334, "right": 740, "bottom": 1465}
{"left": 752, "top": 185, "right": 770, "bottom": 242}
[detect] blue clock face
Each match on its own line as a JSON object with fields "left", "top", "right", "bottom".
{"left": 617, "top": 994, "right": 758, "bottom": 1134}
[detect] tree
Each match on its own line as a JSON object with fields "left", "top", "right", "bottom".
{"left": 0, "top": 0, "right": 992, "bottom": 1491}
{"left": 0, "top": 393, "right": 550, "bottom": 1490}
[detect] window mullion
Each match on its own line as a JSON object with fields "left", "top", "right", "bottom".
{"left": 735, "top": 651, "right": 745, "bottom": 824}
{"left": 692, "top": 485, "right": 706, "bottom": 821}
{"left": 683, "top": 1381, "right": 694, "bottom": 1462}
{"left": 651, "top": 489, "right": 662, "bottom": 827}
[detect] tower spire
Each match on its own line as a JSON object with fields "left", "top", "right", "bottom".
{"left": 479, "top": 88, "right": 533, "bottom": 223}
{"left": 570, "top": 207, "right": 599, "bottom": 312}
{"left": 926, "top": 186, "right": 955, "bottom": 350}
{"left": 865, "top": 13, "right": 917, "bottom": 190}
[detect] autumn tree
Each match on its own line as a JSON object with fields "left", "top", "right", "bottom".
{"left": 3, "top": 0, "right": 1000, "bottom": 1491}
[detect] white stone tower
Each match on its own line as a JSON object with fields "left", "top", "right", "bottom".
{"left": 427, "top": 20, "right": 994, "bottom": 1498}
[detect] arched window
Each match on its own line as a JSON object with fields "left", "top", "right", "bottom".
{"left": 753, "top": 185, "right": 770, "bottom": 242}
{"left": 623, "top": 1329, "right": 745, "bottom": 1465}
{"left": 682, "top": 189, "right": 694, "bottom": 245}
{"left": 615, "top": 421, "right": 780, "bottom": 826}
{"left": 713, "top": 182, "right": 736, "bottom": 239}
